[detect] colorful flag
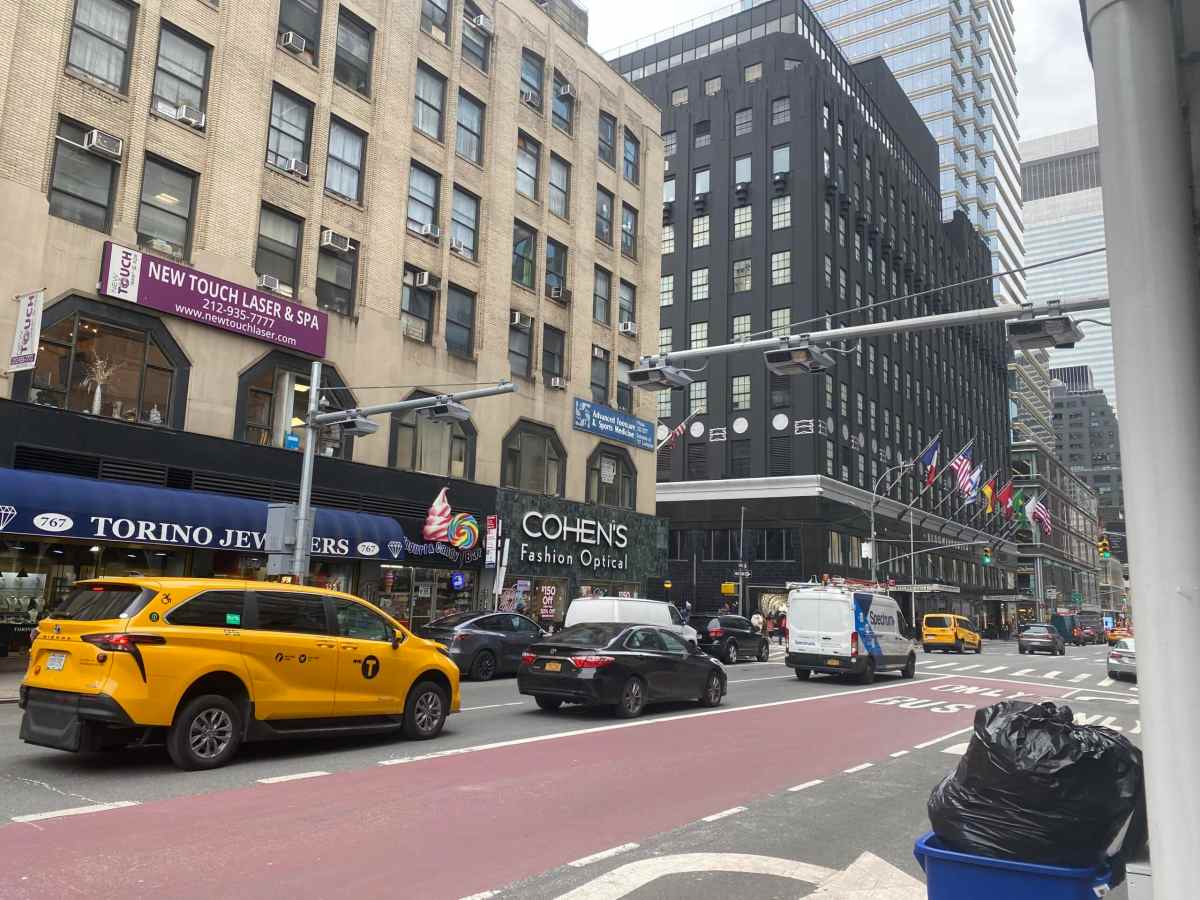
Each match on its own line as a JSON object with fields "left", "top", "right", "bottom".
{"left": 1027, "top": 492, "right": 1053, "bottom": 535}
{"left": 1012, "top": 489, "right": 1028, "bottom": 523}
{"left": 661, "top": 418, "right": 689, "bottom": 451}
{"left": 949, "top": 443, "right": 975, "bottom": 495}
{"left": 916, "top": 434, "right": 941, "bottom": 486}
{"left": 982, "top": 477, "right": 997, "bottom": 514}
{"left": 964, "top": 464, "right": 984, "bottom": 502}
{"left": 997, "top": 480, "right": 1015, "bottom": 519}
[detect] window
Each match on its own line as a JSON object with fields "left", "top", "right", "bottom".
{"left": 391, "top": 394, "right": 472, "bottom": 477}
{"left": 335, "top": 599, "right": 392, "bottom": 642}
{"left": 824, "top": 255, "right": 832, "bottom": 289}
{"left": 824, "top": 200, "right": 832, "bottom": 234}
{"left": 689, "top": 322, "right": 708, "bottom": 349}
{"left": 420, "top": 0, "right": 450, "bottom": 41}
{"left": 256, "top": 205, "right": 302, "bottom": 297}
{"left": 663, "top": 131, "right": 677, "bottom": 158}
{"left": 445, "top": 284, "right": 475, "bottom": 357}
{"left": 771, "top": 307, "right": 790, "bottom": 337}
{"left": 254, "top": 592, "right": 329, "bottom": 635}
{"left": 516, "top": 132, "right": 540, "bottom": 199}
{"left": 822, "top": 103, "right": 830, "bottom": 130}
{"left": 658, "top": 327, "right": 672, "bottom": 354}
{"left": 657, "top": 390, "right": 672, "bottom": 419}
{"left": 732, "top": 314, "right": 751, "bottom": 341}
{"left": 406, "top": 163, "right": 439, "bottom": 232}
{"left": 590, "top": 346, "right": 609, "bottom": 404}
{"left": 266, "top": 85, "right": 312, "bottom": 172}
{"left": 593, "top": 267, "right": 611, "bottom": 323}
{"left": 839, "top": 382, "right": 848, "bottom": 418}
{"left": 704, "top": 76, "right": 722, "bottom": 95}
{"left": 836, "top": 120, "right": 844, "bottom": 146}
{"left": 825, "top": 440, "right": 835, "bottom": 475}
{"left": 334, "top": 9, "right": 372, "bottom": 94}
{"left": 240, "top": 356, "right": 352, "bottom": 455}
{"left": 689, "top": 380, "right": 707, "bottom": 415}
{"left": 167, "top": 591, "right": 244, "bottom": 628}
{"left": 734, "top": 108, "right": 753, "bottom": 136}
{"left": 621, "top": 204, "right": 638, "bottom": 258}
{"left": 691, "top": 268, "right": 710, "bottom": 301}
{"left": 326, "top": 118, "right": 365, "bottom": 200}
{"left": 68, "top": 0, "right": 134, "bottom": 91}
{"left": 508, "top": 321, "right": 532, "bottom": 378}
{"left": 552, "top": 71, "right": 574, "bottom": 132}
{"left": 623, "top": 129, "right": 640, "bottom": 184}
{"left": 731, "top": 375, "right": 751, "bottom": 411}
{"left": 732, "top": 258, "right": 752, "bottom": 292}
{"left": 598, "top": 112, "right": 617, "bottom": 166}
{"left": 663, "top": 177, "right": 676, "bottom": 204}
{"left": 733, "top": 206, "right": 752, "bottom": 239}
{"left": 450, "top": 186, "right": 479, "bottom": 258}
{"left": 546, "top": 239, "right": 568, "bottom": 293}
{"left": 618, "top": 281, "right": 636, "bottom": 325}
{"left": 617, "top": 358, "right": 633, "bottom": 413}
{"left": 694, "top": 120, "right": 711, "bottom": 149}
{"left": 838, "top": 214, "right": 847, "bottom": 246}
{"left": 503, "top": 423, "right": 564, "bottom": 495}
{"left": 694, "top": 167, "right": 711, "bottom": 195}
{"left": 671, "top": 87, "right": 688, "bottom": 107}
{"left": 772, "top": 97, "right": 790, "bottom": 125}
{"left": 414, "top": 65, "right": 446, "bottom": 139}
{"left": 854, "top": 231, "right": 862, "bottom": 262}
{"left": 462, "top": 1, "right": 491, "bottom": 71}
{"left": 455, "top": 91, "right": 484, "bottom": 163}
{"left": 595, "top": 186, "right": 614, "bottom": 243}
{"left": 542, "top": 325, "right": 565, "bottom": 378}
{"left": 822, "top": 149, "right": 831, "bottom": 178}
{"left": 401, "top": 268, "right": 435, "bottom": 341}
{"left": 549, "top": 154, "right": 570, "bottom": 217}
{"left": 770, "top": 372, "right": 790, "bottom": 408}
{"left": 692, "top": 213, "right": 711, "bottom": 248}
{"left": 511, "top": 221, "right": 536, "bottom": 288}
{"left": 316, "top": 239, "right": 356, "bottom": 315}
{"left": 520, "top": 49, "right": 544, "bottom": 109}
{"left": 856, "top": 392, "right": 864, "bottom": 425}
{"left": 744, "top": 62, "right": 762, "bottom": 82}
{"left": 29, "top": 311, "right": 177, "bottom": 425}
{"left": 735, "top": 154, "right": 752, "bottom": 184}
{"left": 152, "top": 25, "right": 209, "bottom": 117}
{"left": 773, "top": 144, "right": 790, "bottom": 174}
{"left": 662, "top": 224, "right": 675, "bottom": 255}
{"left": 772, "top": 195, "right": 791, "bottom": 230}
{"left": 784, "top": 58, "right": 802, "bottom": 70}
{"left": 771, "top": 251, "right": 791, "bottom": 286}
{"left": 839, "top": 268, "right": 847, "bottom": 302}
{"left": 588, "top": 446, "right": 636, "bottom": 508}
{"left": 137, "top": 157, "right": 196, "bottom": 256}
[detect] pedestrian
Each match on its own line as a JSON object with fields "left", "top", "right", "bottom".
{"left": 751, "top": 611, "right": 764, "bottom": 633}
{"left": 683, "top": 599, "right": 693, "bottom": 620}
{"left": 777, "top": 611, "right": 788, "bottom": 646}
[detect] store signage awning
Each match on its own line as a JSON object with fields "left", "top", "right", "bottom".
{"left": 889, "top": 583, "right": 962, "bottom": 594}
{"left": 0, "top": 468, "right": 406, "bottom": 561}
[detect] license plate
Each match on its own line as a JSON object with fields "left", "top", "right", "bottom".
{"left": 46, "top": 653, "right": 67, "bottom": 671}
{"left": 826, "top": 658, "right": 841, "bottom": 667}
{"left": 544, "top": 661, "right": 562, "bottom": 672}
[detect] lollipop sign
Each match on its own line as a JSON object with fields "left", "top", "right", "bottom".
{"left": 419, "top": 488, "right": 480, "bottom": 550}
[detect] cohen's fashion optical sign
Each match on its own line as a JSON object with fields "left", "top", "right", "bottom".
{"left": 519, "top": 511, "right": 630, "bottom": 571}
{"left": 99, "top": 242, "right": 328, "bottom": 357}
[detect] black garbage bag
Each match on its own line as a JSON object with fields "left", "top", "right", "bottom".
{"left": 928, "top": 700, "right": 1146, "bottom": 871}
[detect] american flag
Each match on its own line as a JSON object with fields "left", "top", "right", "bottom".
{"left": 949, "top": 443, "right": 975, "bottom": 495}
{"left": 1027, "top": 492, "right": 1053, "bottom": 536}
{"left": 660, "top": 418, "right": 689, "bottom": 451}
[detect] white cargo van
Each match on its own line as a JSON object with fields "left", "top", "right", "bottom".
{"left": 785, "top": 584, "right": 916, "bottom": 684}
{"left": 564, "top": 596, "right": 698, "bottom": 645}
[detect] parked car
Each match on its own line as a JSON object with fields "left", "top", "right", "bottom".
{"left": 564, "top": 596, "right": 698, "bottom": 646}
{"left": 1018, "top": 623, "right": 1067, "bottom": 656}
{"left": 1108, "top": 638, "right": 1137, "bottom": 681}
{"left": 517, "top": 622, "right": 726, "bottom": 718}
{"left": 921, "top": 613, "right": 982, "bottom": 654}
{"left": 1079, "top": 625, "right": 1104, "bottom": 645}
{"left": 1106, "top": 626, "right": 1133, "bottom": 646}
{"left": 417, "top": 611, "right": 545, "bottom": 681}
{"left": 689, "top": 614, "right": 771, "bottom": 664}
{"left": 19, "top": 578, "right": 459, "bottom": 770}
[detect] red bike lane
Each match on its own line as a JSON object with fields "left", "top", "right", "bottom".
{"left": 0, "top": 673, "right": 1078, "bottom": 900}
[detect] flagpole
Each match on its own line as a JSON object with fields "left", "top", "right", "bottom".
{"left": 656, "top": 411, "right": 698, "bottom": 452}
{"left": 898, "top": 437, "right": 974, "bottom": 523}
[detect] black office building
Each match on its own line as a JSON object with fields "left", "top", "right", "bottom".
{"left": 611, "top": 1, "right": 1012, "bottom": 623}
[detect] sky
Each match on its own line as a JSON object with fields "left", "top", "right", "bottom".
{"left": 587, "top": 0, "right": 1098, "bottom": 144}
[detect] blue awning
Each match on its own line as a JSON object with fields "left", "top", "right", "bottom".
{"left": 0, "top": 468, "right": 409, "bottom": 561}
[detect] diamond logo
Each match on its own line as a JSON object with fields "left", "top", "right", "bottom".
{"left": 0, "top": 505, "right": 15, "bottom": 532}
{"left": 387, "top": 540, "right": 403, "bottom": 559}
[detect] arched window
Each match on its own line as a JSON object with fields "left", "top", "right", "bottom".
{"left": 501, "top": 420, "right": 565, "bottom": 496}
{"left": 389, "top": 393, "right": 476, "bottom": 479}
{"left": 586, "top": 444, "right": 636, "bottom": 509}
{"left": 235, "top": 351, "right": 356, "bottom": 459}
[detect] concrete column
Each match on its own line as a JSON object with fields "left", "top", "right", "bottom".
{"left": 1086, "top": 0, "right": 1200, "bottom": 893}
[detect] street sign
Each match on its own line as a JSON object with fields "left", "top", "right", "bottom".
{"left": 1071, "top": 591, "right": 1083, "bottom": 603}
{"left": 735, "top": 567, "right": 751, "bottom": 579}
{"left": 720, "top": 582, "right": 737, "bottom": 595}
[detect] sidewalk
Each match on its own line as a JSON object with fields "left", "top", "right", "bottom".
{"left": 0, "top": 655, "right": 27, "bottom": 703}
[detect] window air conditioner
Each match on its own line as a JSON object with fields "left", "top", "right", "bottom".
{"left": 511, "top": 311, "right": 533, "bottom": 330}
{"left": 559, "top": 83, "right": 576, "bottom": 99}
{"left": 520, "top": 89, "right": 538, "bottom": 106}
{"left": 280, "top": 31, "right": 307, "bottom": 54}
{"left": 592, "top": 346, "right": 608, "bottom": 360}
{"left": 419, "top": 223, "right": 442, "bottom": 240}
{"left": 83, "top": 129, "right": 123, "bottom": 160}
{"left": 471, "top": 14, "right": 494, "bottom": 34}
{"left": 320, "top": 229, "right": 353, "bottom": 253}
{"left": 257, "top": 273, "right": 280, "bottom": 292}
{"left": 449, "top": 238, "right": 468, "bottom": 255}
{"left": 619, "top": 321, "right": 639, "bottom": 337}
{"left": 285, "top": 157, "right": 309, "bottom": 178}
{"left": 414, "top": 270, "right": 433, "bottom": 288}
{"left": 549, "top": 377, "right": 568, "bottom": 390}
{"left": 177, "top": 105, "right": 206, "bottom": 129}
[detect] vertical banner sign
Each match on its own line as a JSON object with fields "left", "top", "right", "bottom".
{"left": 8, "top": 290, "right": 44, "bottom": 373}
{"left": 485, "top": 515, "right": 499, "bottom": 569}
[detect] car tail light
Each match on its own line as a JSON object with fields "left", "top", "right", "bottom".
{"left": 571, "top": 655, "right": 616, "bottom": 669}
{"left": 521, "top": 651, "right": 536, "bottom": 666}
{"left": 708, "top": 626, "right": 724, "bottom": 637}
{"left": 850, "top": 632, "right": 859, "bottom": 658}
{"left": 452, "top": 633, "right": 468, "bottom": 642}
{"left": 81, "top": 633, "right": 166, "bottom": 651}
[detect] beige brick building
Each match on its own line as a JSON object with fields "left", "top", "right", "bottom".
{"left": 0, "top": 0, "right": 662, "bottom": 516}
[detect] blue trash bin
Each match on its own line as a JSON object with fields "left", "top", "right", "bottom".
{"left": 914, "top": 832, "right": 1113, "bottom": 899}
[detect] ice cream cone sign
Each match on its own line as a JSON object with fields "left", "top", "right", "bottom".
{"left": 423, "top": 488, "right": 453, "bottom": 542}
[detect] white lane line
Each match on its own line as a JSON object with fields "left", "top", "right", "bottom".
{"left": 1044, "top": 671, "right": 1062, "bottom": 680}
{"left": 843, "top": 763, "right": 874, "bottom": 774}
{"left": 889, "top": 750, "right": 910, "bottom": 758}
{"left": 701, "top": 806, "right": 748, "bottom": 823}
{"left": 12, "top": 801, "right": 139, "bottom": 823}
{"left": 954, "top": 664, "right": 982, "bottom": 672}
{"left": 914, "top": 726, "right": 974, "bottom": 750}
{"left": 256, "top": 771, "right": 330, "bottom": 784}
{"left": 1061, "top": 688, "right": 1082, "bottom": 699}
{"left": 569, "top": 843, "right": 640, "bottom": 868}
{"left": 1070, "top": 673, "right": 1092, "bottom": 683}
{"left": 377, "top": 674, "right": 957, "bottom": 766}
{"left": 921, "top": 662, "right": 961, "bottom": 670}
{"left": 1131, "top": 686, "right": 1139, "bottom": 692}
{"left": 462, "top": 701, "right": 527, "bottom": 712}
{"left": 942, "top": 742, "right": 970, "bottom": 755}
{"left": 918, "top": 671, "right": 1141, "bottom": 701}
{"left": 727, "top": 674, "right": 797, "bottom": 684}
{"left": 981, "top": 666, "right": 1007, "bottom": 674}
{"left": 787, "top": 779, "right": 824, "bottom": 792}
{"left": 459, "top": 891, "right": 500, "bottom": 900}
{"left": 1098, "top": 677, "right": 1115, "bottom": 687}
{"left": 1011, "top": 668, "right": 1036, "bottom": 676}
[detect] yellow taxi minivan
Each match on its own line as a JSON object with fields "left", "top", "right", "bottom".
{"left": 19, "top": 578, "right": 460, "bottom": 770}
{"left": 921, "top": 613, "right": 982, "bottom": 654}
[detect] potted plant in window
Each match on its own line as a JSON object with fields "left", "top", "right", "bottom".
{"left": 81, "top": 354, "right": 120, "bottom": 416}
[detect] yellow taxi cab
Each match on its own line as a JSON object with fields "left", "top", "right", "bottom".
{"left": 921, "top": 613, "right": 982, "bottom": 654}
{"left": 19, "top": 578, "right": 460, "bottom": 770}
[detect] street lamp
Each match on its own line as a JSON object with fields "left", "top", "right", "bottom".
{"left": 1007, "top": 316, "right": 1085, "bottom": 350}
{"left": 867, "top": 461, "right": 912, "bottom": 583}
{"left": 628, "top": 357, "right": 694, "bottom": 391}
{"left": 763, "top": 336, "right": 838, "bottom": 376}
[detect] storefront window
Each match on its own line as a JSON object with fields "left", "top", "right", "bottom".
{"left": 499, "top": 574, "right": 568, "bottom": 628}
{"left": 237, "top": 353, "right": 355, "bottom": 458}
{"left": 30, "top": 314, "right": 174, "bottom": 424}
{"left": 501, "top": 422, "right": 565, "bottom": 496}
{"left": 374, "top": 564, "right": 476, "bottom": 628}
{"left": 390, "top": 402, "right": 474, "bottom": 479}
{"left": 586, "top": 445, "right": 636, "bottom": 509}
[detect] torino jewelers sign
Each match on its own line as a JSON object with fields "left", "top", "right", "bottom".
{"left": 519, "top": 511, "right": 630, "bottom": 572}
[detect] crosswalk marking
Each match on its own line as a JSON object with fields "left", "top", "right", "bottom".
{"left": 1098, "top": 677, "right": 1115, "bottom": 687}
{"left": 955, "top": 664, "right": 982, "bottom": 671}
{"left": 921, "top": 661, "right": 960, "bottom": 670}
{"left": 1044, "top": 671, "right": 1061, "bottom": 680}
{"left": 941, "top": 742, "right": 970, "bottom": 755}
{"left": 980, "top": 666, "right": 1007, "bottom": 674}
{"left": 1011, "top": 668, "right": 1035, "bottom": 677}
{"left": 1070, "top": 673, "right": 1091, "bottom": 683}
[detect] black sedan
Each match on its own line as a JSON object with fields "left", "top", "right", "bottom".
{"left": 1019, "top": 624, "right": 1067, "bottom": 656}
{"left": 517, "top": 623, "right": 727, "bottom": 718}
{"left": 418, "top": 611, "right": 546, "bottom": 680}
{"left": 689, "top": 614, "right": 771, "bottom": 664}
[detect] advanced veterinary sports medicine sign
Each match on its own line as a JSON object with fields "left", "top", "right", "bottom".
{"left": 99, "top": 242, "right": 328, "bottom": 357}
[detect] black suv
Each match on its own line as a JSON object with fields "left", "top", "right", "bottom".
{"left": 689, "top": 615, "right": 770, "bottom": 664}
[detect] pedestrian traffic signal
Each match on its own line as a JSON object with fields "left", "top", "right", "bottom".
{"left": 1097, "top": 536, "right": 1112, "bottom": 559}
{"left": 981, "top": 546, "right": 993, "bottom": 566}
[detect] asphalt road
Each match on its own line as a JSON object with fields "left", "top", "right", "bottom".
{"left": 0, "top": 642, "right": 1140, "bottom": 899}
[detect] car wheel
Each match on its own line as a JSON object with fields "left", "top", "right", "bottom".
{"left": 1108, "top": 670, "right": 1118, "bottom": 680}
{"left": 614, "top": 676, "right": 647, "bottom": 719}
{"left": 535, "top": 696, "right": 563, "bottom": 712}
{"left": 724, "top": 641, "right": 739, "bottom": 665}
{"left": 167, "top": 694, "right": 242, "bottom": 771}
{"left": 471, "top": 650, "right": 497, "bottom": 682}
{"left": 795, "top": 668, "right": 811, "bottom": 680}
{"left": 1060, "top": 646, "right": 1067, "bottom": 656}
{"left": 698, "top": 671, "right": 723, "bottom": 707}
{"left": 403, "top": 680, "right": 448, "bottom": 740}
{"left": 901, "top": 654, "right": 916, "bottom": 679}
{"left": 858, "top": 658, "right": 876, "bottom": 685}
{"left": 975, "top": 643, "right": 982, "bottom": 654}
{"left": 757, "top": 641, "right": 770, "bottom": 662}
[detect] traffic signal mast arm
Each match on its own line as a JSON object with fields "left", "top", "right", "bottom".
{"left": 311, "top": 382, "right": 517, "bottom": 425}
